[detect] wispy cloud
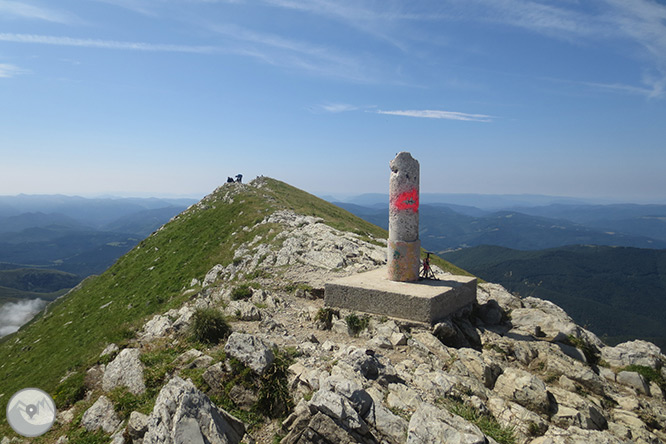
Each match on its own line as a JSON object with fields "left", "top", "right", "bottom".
{"left": 207, "top": 23, "right": 369, "bottom": 81}
{"left": 0, "top": 0, "right": 76, "bottom": 24}
{"left": 268, "top": 0, "right": 666, "bottom": 98}
{"left": 0, "top": 33, "right": 218, "bottom": 54}
{"left": 376, "top": 109, "right": 494, "bottom": 122}
{"left": 316, "top": 103, "right": 359, "bottom": 113}
{"left": 457, "top": 0, "right": 666, "bottom": 98}
{"left": 0, "top": 63, "right": 27, "bottom": 78}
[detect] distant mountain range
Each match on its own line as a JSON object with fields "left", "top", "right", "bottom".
{"left": 442, "top": 245, "right": 666, "bottom": 351}
{"left": 0, "top": 195, "right": 196, "bottom": 306}
{"left": 334, "top": 202, "right": 666, "bottom": 251}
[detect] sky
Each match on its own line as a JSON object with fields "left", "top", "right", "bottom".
{"left": 1, "top": 0, "right": 666, "bottom": 203}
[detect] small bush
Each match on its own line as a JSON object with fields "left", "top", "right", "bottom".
{"left": 190, "top": 308, "right": 231, "bottom": 344}
{"left": 231, "top": 284, "right": 253, "bottom": 301}
{"left": 256, "top": 349, "right": 294, "bottom": 418}
{"left": 53, "top": 372, "right": 86, "bottom": 408}
{"left": 345, "top": 313, "right": 369, "bottom": 336}
{"left": 314, "top": 308, "right": 338, "bottom": 330}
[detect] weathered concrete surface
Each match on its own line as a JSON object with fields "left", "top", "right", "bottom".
{"left": 325, "top": 267, "right": 477, "bottom": 324}
{"left": 388, "top": 152, "right": 420, "bottom": 282}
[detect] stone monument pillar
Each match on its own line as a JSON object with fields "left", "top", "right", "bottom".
{"left": 387, "top": 152, "right": 420, "bottom": 282}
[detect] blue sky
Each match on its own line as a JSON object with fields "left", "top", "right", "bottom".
{"left": 1, "top": 0, "right": 665, "bottom": 202}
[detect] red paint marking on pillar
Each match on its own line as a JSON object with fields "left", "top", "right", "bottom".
{"left": 392, "top": 189, "right": 419, "bottom": 213}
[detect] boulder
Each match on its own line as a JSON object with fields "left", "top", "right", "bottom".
{"left": 282, "top": 411, "right": 365, "bottom": 444}
{"left": 224, "top": 332, "right": 274, "bottom": 375}
{"left": 494, "top": 367, "right": 550, "bottom": 414}
{"left": 387, "top": 383, "right": 423, "bottom": 412}
{"left": 543, "top": 350, "right": 607, "bottom": 395}
{"left": 102, "top": 348, "right": 145, "bottom": 395}
{"left": 406, "top": 402, "right": 486, "bottom": 444}
{"left": 477, "top": 283, "right": 523, "bottom": 311}
{"left": 549, "top": 386, "right": 607, "bottom": 430}
{"left": 457, "top": 348, "right": 503, "bottom": 389}
{"left": 364, "top": 400, "right": 409, "bottom": 443}
{"left": 127, "top": 411, "right": 149, "bottom": 440}
{"left": 616, "top": 371, "right": 650, "bottom": 395}
{"left": 601, "top": 340, "right": 665, "bottom": 370}
{"left": 309, "top": 389, "right": 368, "bottom": 433}
{"left": 143, "top": 376, "right": 244, "bottom": 444}
{"left": 486, "top": 395, "right": 548, "bottom": 441}
{"left": 140, "top": 314, "right": 173, "bottom": 341}
{"left": 81, "top": 395, "right": 122, "bottom": 434}
{"left": 322, "top": 374, "right": 373, "bottom": 417}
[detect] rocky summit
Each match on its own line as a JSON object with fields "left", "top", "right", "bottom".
{"left": 1, "top": 177, "right": 665, "bottom": 444}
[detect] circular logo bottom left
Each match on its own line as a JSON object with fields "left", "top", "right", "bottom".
{"left": 6, "top": 388, "right": 57, "bottom": 437}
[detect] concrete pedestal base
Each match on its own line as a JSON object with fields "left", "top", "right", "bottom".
{"left": 324, "top": 267, "right": 477, "bottom": 325}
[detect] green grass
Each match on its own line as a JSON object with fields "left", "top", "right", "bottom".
{"left": 0, "top": 177, "right": 471, "bottom": 438}
{"left": 440, "top": 397, "right": 516, "bottom": 444}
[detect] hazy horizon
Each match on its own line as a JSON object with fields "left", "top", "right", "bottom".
{"left": 2, "top": 186, "right": 666, "bottom": 207}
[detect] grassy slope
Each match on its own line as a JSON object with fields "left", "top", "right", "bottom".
{"left": 443, "top": 245, "right": 666, "bottom": 349}
{"left": 0, "top": 178, "right": 470, "bottom": 430}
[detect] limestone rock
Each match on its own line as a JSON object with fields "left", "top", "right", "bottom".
{"left": 309, "top": 389, "right": 368, "bottom": 433}
{"left": 227, "top": 300, "right": 262, "bottom": 321}
{"left": 102, "top": 348, "right": 145, "bottom": 395}
{"left": 457, "top": 348, "right": 503, "bottom": 389}
{"left": 616, "top": 371, "right": 651, "bottom": 395}
{"left": 477, "top": 283, "right": 523, "bottom": 311}
{"left": 224, "top": 332, "right": 274, "bottom": 375}
{"left": 204, "top": 264, "right": 225, "bottom": 287}
{"left": 529, "top": 425, "right": 631, "bottom": 444}
{"left": 486, "top": 395, "right": 548, "bottom": 441}
{"left": 127, "top": 411, "right": 149, "bottom": 440}
{"left": 143, "top": 376, "right": 244, "bottom": 444}
{"left": 494, "top": 367, "right": 550, "bottom": 414}
{"left": 140, "top": 314, "right": 173, "bottom": 341}
{"left": 81, "top": 395, "right": 122, "bottom": 434}
{"left": 364, "top": 400, "right": 409, "bottom": 443}
{"left": 100, "top": 343, "right": 119, "bottom": 358}
{"left": 322, "top": 373, "right": 373, "bottom": 417}
{"left": 549, "top": 386, "right": 607, "bottom": 430}
{"left": 543, "top": 350, "right": 607, "bottom": 395}
{"left": 202, "top": 362, "right": 226, "bottom": 393}
{"left": 601, "top": 340, "right": 665, "bottom": 370}
{"left": 406, "top": 402, "right": 486, "bottom": 444}
{"left": 387, "top": 383, "right": 423, "bottom": 411}
{"left": 282, "top": 411, "right": 365, "bottom": 444}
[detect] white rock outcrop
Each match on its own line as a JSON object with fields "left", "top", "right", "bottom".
{"left": 102, "top": 348, "right": 145, "bottom": 395}
{"left": 143, "top": 376, "right": 244, "bottom": 444}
